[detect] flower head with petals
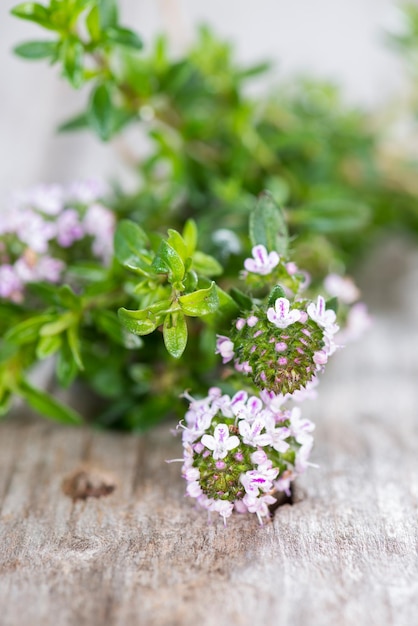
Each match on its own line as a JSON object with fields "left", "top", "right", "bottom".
{"left": 244, "top": 244, "right": 280, "bottom": 276}
{"left": 201, "top": 423, "right": 240, "bottom": 459}
{"left": 267, "top": 297, "right": 301, "bottom": 329}
{"left": 307, "top": 296, "right": 338, "bottom": 333}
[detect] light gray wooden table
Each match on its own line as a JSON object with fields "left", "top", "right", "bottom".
{"left": 1, "top": 241, "right": 417, "bottom": 626}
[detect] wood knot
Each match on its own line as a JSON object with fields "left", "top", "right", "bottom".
{"left": 62, "top": 466, "right": 116, "bottom": 502}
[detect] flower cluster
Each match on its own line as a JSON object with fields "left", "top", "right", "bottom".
{"left": 179, "top": 244, "right": 353, "bottom": 524}
{"left": 0, "top": 180, "right": 114, "bottom": 302}
{"left": 180, "top": 388, "right": 315, "bottom": 525}
{"left": 224, "top": 294, "right": 338, "bottom": 396}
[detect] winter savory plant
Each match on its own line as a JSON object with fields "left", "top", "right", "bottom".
{"left": 0, "top": 183, "right": 369, "bottom": 523}
{"left": 0, "top": 0, "right": 374, "bottom": 522}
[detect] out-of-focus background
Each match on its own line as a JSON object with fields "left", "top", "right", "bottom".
{"left": 0, "top": 0, "right": 412, "bottom": 198}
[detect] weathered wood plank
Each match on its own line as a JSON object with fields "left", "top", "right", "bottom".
{"left": 0, "top": 244, "right": 417, "bottom": 626}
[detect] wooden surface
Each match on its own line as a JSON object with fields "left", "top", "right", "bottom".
{"left": 0, "top": 241, "right": 418, "bottom": 626}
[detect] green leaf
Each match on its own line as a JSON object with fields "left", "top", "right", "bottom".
{"left": 36, "top": 333, "right": 62, "bottom": 359}
{"left": 106, "top": 26, "right": 143, "bottom": 49}
{"left": 183, "top": 219, "right": 197, "bottom": 256}
{"left": 40, "top": 312, "right": 75, "bottom": 336}
{"left": 98, "top": 0, "right": 118, "bottom": 29}
{"left": 326, "top": 297, "right": 339, "bottom": 313}
{"left": 152, "top": 240, "right": 185, "bottom": 283}
{"left": 57, "top": 284, "right": 82, "bottom": 311}
{"left": 56, "top": 341, "right": 78, "bottom": 388}
{"left": 4, "top": 314, "right": 53, "bottom": 345}
{"left": 268, "top": 285, "right": 286, "bottom": 306}
{"left": 167, "top": 229, "right": 188, "bottom": 262}
{"left": 93, "top": 310, "right": 125, "bottom": 345}
{"left": 87, "top": 83, "right": 114, "bottom": 141}
{"left": 179, "top": 282, "right": 219, "bottom": 316}
{"left": 192, "top": 251, "right": 223, "bottom": 277}
{"left": 67, "top": 325, "right": 84, "bottom": 370}
{"left": 0, "top": 342, "right": 19, "bottom": 364}
{"left": 249, "top": 191, "right": 289, "bottom": 256}
{"left": 0, "top": 390, "right": 12, "bottom": 417}
{"left": 18, "top": 379, "right": 82, "bottom": 425}
{"left": 61, "top": 39, "right": 84, "bottom": 89}
{"left": 290, "top": 199, "right": 372, "bottom": 234}
{"left": 86, "top": 5, "right": 101, "bottom": 41}
{"left": 11, "top": 3, "right": 53, "bottom": 29}
{"left": 114, "top": 220, "right": 151, "bottom": 274}
{"left": 183, "top": 270, "right": 198, "bottom": 292}
{"left": 202, "top": 286, "right": 240, "bottom": 328}
{"left": 163, "top": 312, "right": 187, "bottom": 359}
{"left": 118, "top": 307, "right": 159, "bottom": 336}
{"left": 13, "top": 40, "right": 57, "bottom": 60}
{"left": 237, "top": 60, "right": 271, "bottom": 80}
{"left": 57, "top": 112, "right": 88, "bottom": 133}
{"left": 230, "top": 287, "right": 253, "bottom": 311}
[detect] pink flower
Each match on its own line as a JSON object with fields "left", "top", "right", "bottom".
{"left": 267, "top": 297, "right": 301, "bottom": 329}
{"left": 244, "top": 244, "right": 280, "bottom": 275}
{"left": 324, "top": 273, "right": 360, "bottom": 304}
{"left": 240, "top": 470, "right": 275, "bottom": 496}
{"left": 336, "top": 302, "right": 372, "bottom": 344}
{"left": 67, "top": 179, "right": 107, "bottom": 204}
{"left": 36, "top": 256, "right": 65, "bottom": 283}
{"left": 56, "top": 209, "right": 84, "bottom": 247}
{"left": 215, "top": 335, "right": 235, "bottom": 363}
{"left": 16, "top": 210, "right": 56, "bottom": 253}
{"left": 28, "top": 183, "right": 64, "bottom": 215}
{"left": 83, "top": 203, "right": 115, "bottom": 263}
{"left": 0, "top": 264, "right": 23, "bottom": 301}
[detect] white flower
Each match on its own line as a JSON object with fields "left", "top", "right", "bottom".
{"left": 263, "top": 414, "right": 290, "bottom": 453}
{"left": 243, "top": 493, "right": 277, "bottom": 525}
{"left": 209, "top": 499, "right": 234, "bottom": 524}
{"left": 307, "top": 296, "right": 338, "bottom": 332}
{"left": 244, "top": 244, "right": 280, "bottom": 275}
{"left": 232, "top": 395, "right": 263, "bottom": 422}
{"left": 288, "top": 407, "right": 315, "bottom": 445}
{"left": 239, "top": 417, "right": 271, "bottom": 447}
{"left": 201, "top": 423, "right": 240, "bottom": 459}
{"left": 267, "top": 297, "right": 301, "bottom": 329}
{"left": 186, "top": 481, "right": 202, "bottom": 498}
{"left": 182, "top": 409, "right": 214, "bottom": 444}
{"left": 295, "top": 442, "right": 315, "bottom": 474}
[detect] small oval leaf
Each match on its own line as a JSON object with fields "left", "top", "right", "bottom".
{"left": 118, "top": 307, "right": 159, "bottom": 336}
{"left": 179, "top": 282, "right": 219, "bottom": 317}
{"left": 163, "top": 312, "right": 187, "bottom": 359}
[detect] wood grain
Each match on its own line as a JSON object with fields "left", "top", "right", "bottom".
{"left": 0, "top": 243, "right": 417, "bottom": 626}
